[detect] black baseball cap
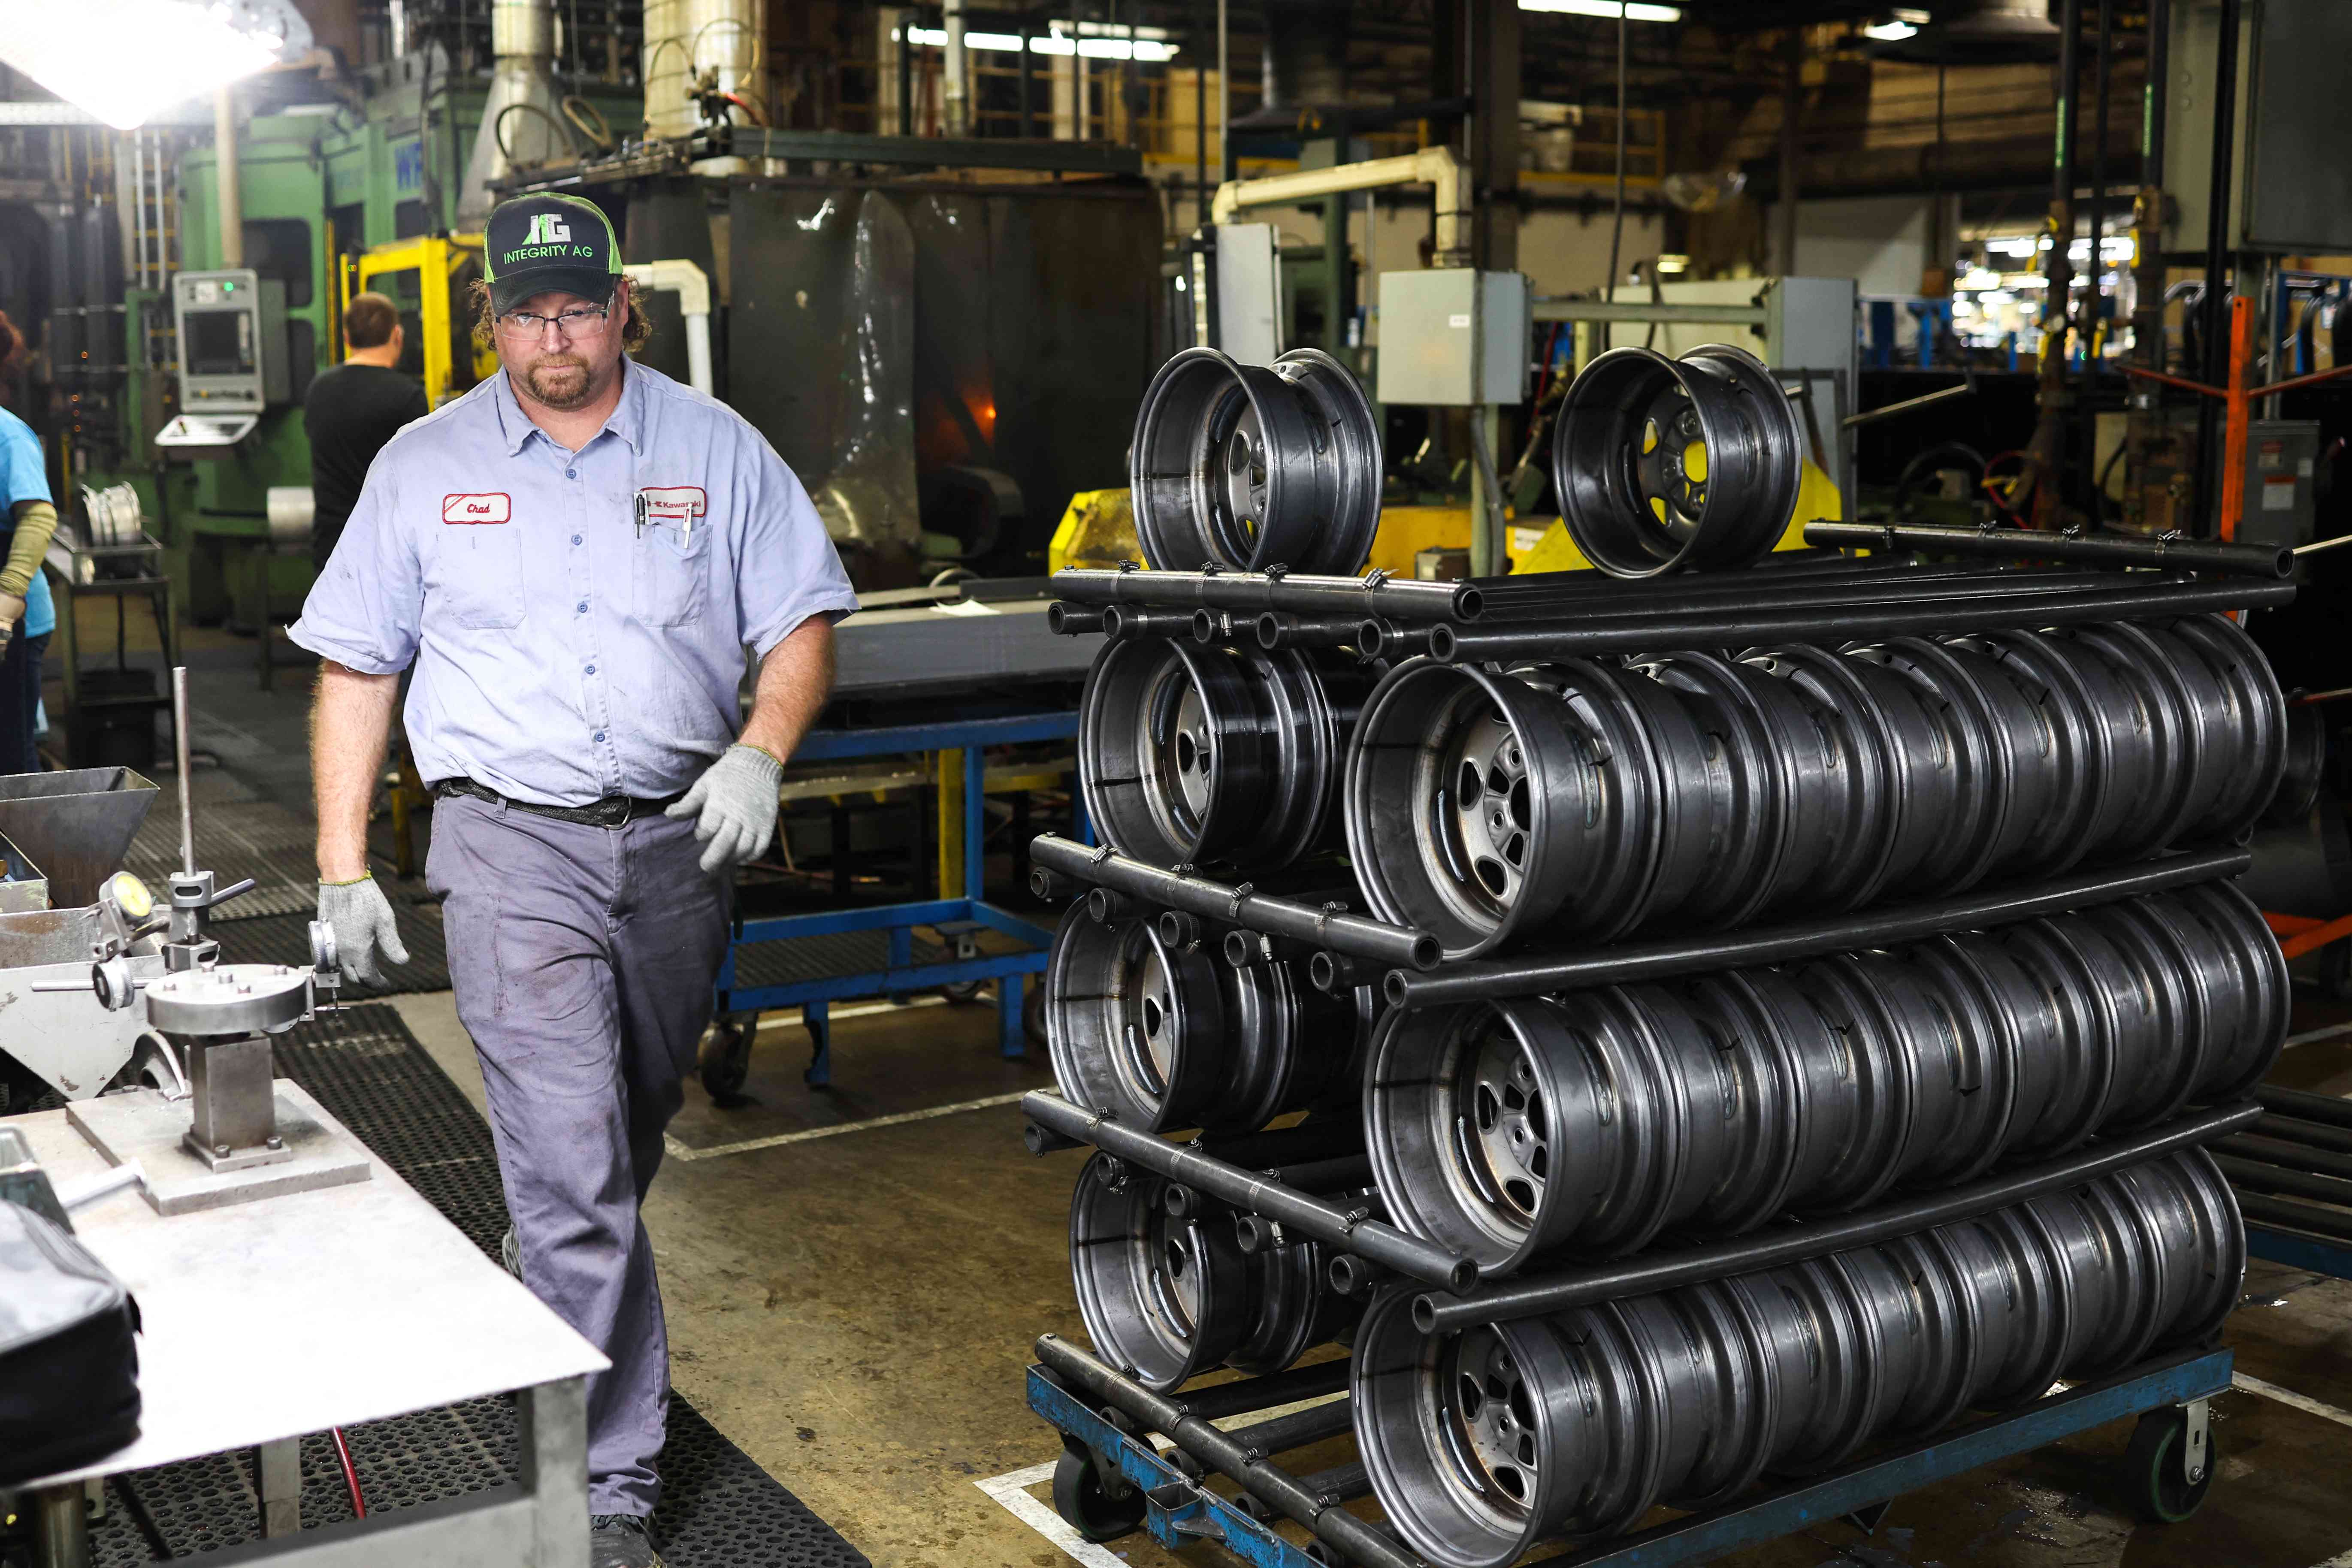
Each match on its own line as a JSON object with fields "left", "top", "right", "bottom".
{"left": 484, "top": 193, "right": 623, "bottom": 314}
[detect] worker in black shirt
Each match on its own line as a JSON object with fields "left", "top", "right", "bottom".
{"left": 304, "top": 292, "right": 428, "bottom": 570}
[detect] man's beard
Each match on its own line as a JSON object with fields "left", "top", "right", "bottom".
{"left": 521, "top": 353, "right": 596, "bottom": 410}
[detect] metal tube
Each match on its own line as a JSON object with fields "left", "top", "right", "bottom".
{"left": 1804, "top": 520, "right": 2292, "bottom": 577}
{"left": 31, "top": 1483, "right": 87, "bottom": 1568}
{"left": 1466, "top": 570, "right": 2152, "bottom": 631}
{"left": 1844, "top": 381, "right": 1977, "bottom": 429}
{"left": 1178, "top": 1357, "right": 1350, "bottom": 1420}
{"left": 2216, "top": 1153, "right": 2352, "bottom": 1210}
{"left": 2220, "top": 1133, "right": 2352, "bottom": 1180}
{"left": 2081, "top": 0, "right": 2114, "bottom": 518}
{"left": 1427, "top": 580, "right": 2297, "bottom": 664}
{"left": 1045, "top": 603, "right": 1105, "bottom": 635}
{"left": 1255, "top": 612, "right": 1365, "bottom": 651}
{"left": 2243, "top": 1116, "right": 2352, "bottom": 1158}
{"left": 214, "top": 87, "right": 243, "bottom": 268}
{"left": 1030, "top": 835, "right": 1442, "bottom": 971}
{"left": 1054, "top": 565, "right": 1476, "bottom": 622}
{"left": 1224, "top": 1396, "right": 1355, "bottom": 1456}
{"left": 1099, "top": 604, "right": 1207, "bottom": 641}
{"left": 1035, "top": 1334, "right": 1424, "bottom": 1568}
{"left": 1022, "top": 1090, "right": 1480, "bottom": 1292}
{"left": 943, "top": 0, "right": 969, "bottom": 137}
{"left": 1386, "top": 845, "right": 2251, "bottom": 1006}
{"left": 172, "top": 665, "right": 194, "bottom": 876}
{"left": 2237, "top": 1191, "right": 2352, "bottom": 1246}
{"left": 2256, "top": 1083, "right": 2352, "bottom": 1131}
{"left": 2196, "top": 0, "right": 2243, "bottom": 526}
{"left": 1412, "top": 1101, "right": 2259, "bottom": 1332}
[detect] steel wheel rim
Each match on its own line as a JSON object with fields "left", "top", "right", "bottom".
{"left": 1551, "top": 344, "right": 1803, "bottom": 578}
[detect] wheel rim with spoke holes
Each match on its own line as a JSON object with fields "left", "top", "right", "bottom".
{"left": 1129, "top": 347, "right": 1383, "bottom": 574}
{"left": 1067, "top": 1154, "right": 1254, "bottom": 1391}
{"left": 1551, "top": 343, "right": 1803, "bottom": 578}
{"left": 1080, "top": 636, "right": 1362, "bottom": 872}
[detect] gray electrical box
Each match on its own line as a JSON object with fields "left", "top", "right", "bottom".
{"left": 172, "top": 269, "right": 289, "bottom": 413}
{"left": 2166, "top": 0, "right": 2352, "bottom": 254}
{"left": 1376, "top": 270, "right": 1530, "bottom": 406}
{"left": 2236, "top": 418, "right": 2322, "bottom": 552}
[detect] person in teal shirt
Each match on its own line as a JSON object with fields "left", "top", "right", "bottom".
{"left": 0, "top": 309, "right": 59, "bottom": 775}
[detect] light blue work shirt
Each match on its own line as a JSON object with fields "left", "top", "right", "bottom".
{"left": 288, "top": 361, "right": 857, "bottom": 807}
{"left": 0, "top": 407, "right": 56, "bottom": 638}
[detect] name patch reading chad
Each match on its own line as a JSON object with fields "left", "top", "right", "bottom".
{"left": 443, "top": 493, "right": 512, "bottom": 525}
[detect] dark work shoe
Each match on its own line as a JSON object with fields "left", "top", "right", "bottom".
{"left": 590, "top": 1512, "right": 665, "bottom": 1568}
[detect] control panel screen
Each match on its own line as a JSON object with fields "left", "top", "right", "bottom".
{"left": 184, "top": 309, "right": 253, "bottom": 378}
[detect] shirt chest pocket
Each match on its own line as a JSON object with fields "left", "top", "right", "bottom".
{"left": 632, "top": 523, "right": 710, "bottom": 627}
{"left": 436, "top": 524, "right": 526, "bottom": 630}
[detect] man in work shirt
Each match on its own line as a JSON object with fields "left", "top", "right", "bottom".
{"left": 291, "top": 192, "right": 857, "bottom": 1568}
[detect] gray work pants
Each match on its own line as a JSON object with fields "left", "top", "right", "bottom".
{"left": 426, "top": 790, "right": 730, "bottom": 1517}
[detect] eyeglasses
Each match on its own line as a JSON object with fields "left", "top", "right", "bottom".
{"left": 496, "top": 303, "right": 611, "bottom": 339}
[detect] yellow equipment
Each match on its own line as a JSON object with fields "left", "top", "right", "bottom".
{"left": 338, "top": 234, "right": 499, "bottom": 409}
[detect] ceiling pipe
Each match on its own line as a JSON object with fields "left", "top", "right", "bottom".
{"left": 1212, "top": 145, "right": 1470, "bottom": 266}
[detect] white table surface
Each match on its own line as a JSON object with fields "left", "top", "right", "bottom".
{"left": 10, "top": 1088, "right": 608, "bottom": 1489}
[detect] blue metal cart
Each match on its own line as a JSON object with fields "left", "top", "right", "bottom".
{"left": 706, "top": 710, "right": 1080, "bottom": 1095}
{"left": 1025, "top": 1343, "right": 2231, "bottom": 1568}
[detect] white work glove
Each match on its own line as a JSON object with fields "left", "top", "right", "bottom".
{"left": 666, "top": 743, "right": 783, "bottom": 874}
{"left": 317, "top": 874, "right": 410, "bottom": 986}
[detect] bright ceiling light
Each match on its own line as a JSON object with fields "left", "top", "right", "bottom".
{"left": 1519, "top": 1, "right": 1682, "bottom": 19}
{"left": 0, "top": 0, "right": 309, "bottom": 130}
{"left": 902, "top": 26, "right": 1181, "bottom": 62}
{"left": 1863, "top": 19, "right": 1920, "bottom": 40}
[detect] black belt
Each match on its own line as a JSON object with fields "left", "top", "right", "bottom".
{"left": 432, "top": 777, "right": 683, "bottom": 828}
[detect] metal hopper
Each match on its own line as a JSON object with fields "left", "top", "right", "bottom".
{"left": 0, "top": 767, "right": 160, "bottom": 909}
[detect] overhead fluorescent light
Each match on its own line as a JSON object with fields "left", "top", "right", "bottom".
{"left": 902, "top": 26, "right": 1182, "bottom": 62}
{"left": 0, "top": 0, "right": 308, "bottom": 130}
{"left": 1519, "top": 1, "right": 1683, "bottom": 20}
{"left": 1863, "top": 20, "right": 1920, "bottom": 41}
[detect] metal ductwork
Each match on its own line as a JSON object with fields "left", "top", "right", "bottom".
{"left": 1351, "top": 1151, "right": 2243, "bottom": 1568}
{"left": 459, "top": 0, "right": 568, "bottom": 229}
{"left": 1876, "top": 0, "right": 2064, "bottom": 64}
{"left": 642, "top": 0, "right": 768, "bottom": 145}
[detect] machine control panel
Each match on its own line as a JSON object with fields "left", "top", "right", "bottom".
{"left": 170, "top": 269, "right": 289, "bottom": 417}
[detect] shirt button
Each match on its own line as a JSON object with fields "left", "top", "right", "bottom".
{"left": 594, "top": 731, "right": 605, "bottom": 742}
{"left": 571, "top": 534, "right": 582, "bottom": 545}
{"left": 585, "top": 664, "right": 596, "bottom": 675}
{"left": 576, "top": 601, "right": 588, "bottom": 614}
{"left": 565, "top": 468, "right": 578, "bottom": 479}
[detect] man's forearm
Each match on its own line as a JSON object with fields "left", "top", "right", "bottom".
{"left": 738, "top": 616, "right": 835, "bottom": 764}
{"left": 313, "top": 661, "right": 400, "bottom": 882}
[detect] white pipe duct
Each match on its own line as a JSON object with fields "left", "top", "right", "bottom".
{"left": 623, "top": 260, "right": 714, "bottom": 395}
{"left": 1211, "top": 145, "right": 1470, "bottom": 267}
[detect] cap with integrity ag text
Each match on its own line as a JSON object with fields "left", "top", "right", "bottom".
{"left": 484, "top": 193, "right": 622, "bottom": 314}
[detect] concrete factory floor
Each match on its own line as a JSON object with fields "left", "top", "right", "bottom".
{"left": 76, "top": 626, "right": 2352, "bottom": 1568}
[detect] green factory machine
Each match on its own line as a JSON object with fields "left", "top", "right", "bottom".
{"left": 85, "top": 58, "right": 638, "bottom": 630}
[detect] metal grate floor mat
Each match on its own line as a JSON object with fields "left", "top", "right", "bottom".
{"left": 77, "top": 1004, "right": 870, "bottom": 1568}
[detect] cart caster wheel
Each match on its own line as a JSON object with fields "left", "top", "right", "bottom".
{"left": 2324, "top": 941, "right": 2352, "bottom": 1002}
{"left": 701, "top": 1016, "right": 754, "bottom": 1102}
{"left": 1052, "top": 1438, "right": 1144, "bottom": 1542}
{"left": 940, "top": 932, "right": 986, "bottom": 1003}
{"left": 2124, "top": 1406, "right": 2216, "bottom": 1523}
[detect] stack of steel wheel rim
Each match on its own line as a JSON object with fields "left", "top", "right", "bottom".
{"left": 1031, "top": 340, "right": 2292, "bottom": 1562}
